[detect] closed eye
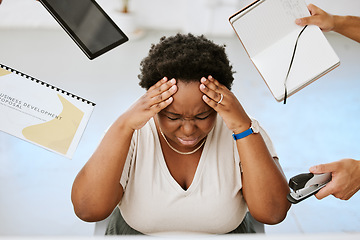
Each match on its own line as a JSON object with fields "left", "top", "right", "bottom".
{"left": 195, "top": 111, "right": 214, "bottom": 120}
{"left": 167, "top": 116, "right": 180, "bottom": 120}
{"left": 195, "top": 115, "right": 210, "bottom": 120}
{"left": 161, "top": 110, "right": 214, "bottom": 121}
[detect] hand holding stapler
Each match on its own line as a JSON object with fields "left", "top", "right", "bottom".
{"left": 287, "top": 172, "right": 332, "bottom": 204}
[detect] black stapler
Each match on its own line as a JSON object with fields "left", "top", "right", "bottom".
{"left": 287, "top": 172, "right": 332, "bottom": 204}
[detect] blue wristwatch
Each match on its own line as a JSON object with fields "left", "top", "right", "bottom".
{"left": 232, "top": 120, "right": 260, "bottom": 140}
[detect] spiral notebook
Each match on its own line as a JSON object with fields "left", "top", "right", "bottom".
{"left": 0, "top": 63, "right": 96, "bottom": 159}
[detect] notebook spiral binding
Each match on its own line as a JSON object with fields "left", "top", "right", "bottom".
{"left": 0, "top": 63, "right": 96, "bottom": 106}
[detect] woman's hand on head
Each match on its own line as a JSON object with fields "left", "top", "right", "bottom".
{"left": 200, "top": 76, "right": 251, "bottom": 133}
{"left": 123, "top": 77, "right": 177, "bottom": 130}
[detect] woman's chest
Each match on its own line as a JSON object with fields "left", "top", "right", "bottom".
{"left": 120, "top": 154, "right": 245, "bottom": 234}
{"left": 162, "top": 151, "right": 201, "bottom": 191}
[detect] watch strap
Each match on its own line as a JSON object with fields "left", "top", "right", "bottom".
{"left": 232, "top": 128, "right": 254, "bottom": 140}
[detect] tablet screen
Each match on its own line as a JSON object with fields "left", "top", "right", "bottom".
{"left": 40, "top": 0, "right": 128, "bottom": 59}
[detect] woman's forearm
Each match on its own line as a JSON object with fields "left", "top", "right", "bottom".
{"left": 237, "top": 133, "right": 291, "bottom": 224}
{"left": 71, "top": 115, "right": 134, "bottom": 222}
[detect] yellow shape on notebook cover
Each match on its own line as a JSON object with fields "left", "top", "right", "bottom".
{"left": 0, "top": 67, "right": 11, "bottom": 76}
{"left": 22, "top": 94, "right": 84, "bottom": 154}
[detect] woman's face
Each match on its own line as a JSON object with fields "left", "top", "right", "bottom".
{"left": 157, "top": 80, "right": 217, "bottom": 152}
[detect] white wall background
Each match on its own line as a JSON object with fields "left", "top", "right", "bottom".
{"left": 0, "top": 0, "right": 359, "bottom": 35}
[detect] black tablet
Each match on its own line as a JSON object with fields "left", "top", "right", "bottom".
{"left": 39, "top": 0, "right": 128, "bottom": 60}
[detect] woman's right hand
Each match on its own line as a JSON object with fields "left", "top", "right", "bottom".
{"left": 123, "top": 77, "right": 177, "bottom": 131}
{"left": 71, "top": 77, "right": 177, "bottom": 222}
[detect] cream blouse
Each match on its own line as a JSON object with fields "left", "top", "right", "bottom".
{"left": 118, "top": 114, "right": 277, "bottom": 234}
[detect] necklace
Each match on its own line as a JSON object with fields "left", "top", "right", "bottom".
{"left": 158, "top": 126, "right": 206, "bottom": 155}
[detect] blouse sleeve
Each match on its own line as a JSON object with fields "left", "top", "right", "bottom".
{"left": 257, "top": 121, "right": 286, "bottom": 177}
{"left": 100, "top": 126, "right": 138, "bottom": 191}
{"left": 235, "top": 118, "right": 283, "bottom": 175}
{"left": 120, "top": 130, "right": 138, "bottom": 191}
{"left": 258, "top": 124, "right": 278, "bottom": 159}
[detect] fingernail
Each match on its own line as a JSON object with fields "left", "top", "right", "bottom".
{"left": 309, "top": 166, "right": 316, "bottom": 172}
{"left": 295, "top": 19, "right": 301, "bottom": 25}
{"left": 201, "top": 77, "right": 206, "bottom": 82}
{"left": 208, "top": 75, "right": 213, "bottom": 79}
{"left": 170, "top": 78, "right": 176, "bottom": 84}
{"left": 200, "top": 84, "right": 206, "bottom": 90}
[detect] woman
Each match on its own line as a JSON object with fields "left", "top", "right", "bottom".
{"left": 71, "top": 33, "right": 291, "bottom": 235}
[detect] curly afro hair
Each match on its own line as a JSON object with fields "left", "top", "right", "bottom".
{"left": 138, "top": 33, "right": 235, "bottom": 90}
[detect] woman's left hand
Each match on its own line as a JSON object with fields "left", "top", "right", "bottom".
{"left": 201, "top": 76, "right": 291, "bottom": 224}
{"left": 200, "top": 76, "right": 251, "bottom": 134}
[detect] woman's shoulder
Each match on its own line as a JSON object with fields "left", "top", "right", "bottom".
{"left": 134, "top": 117, "right": 159, "bottom": 143}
